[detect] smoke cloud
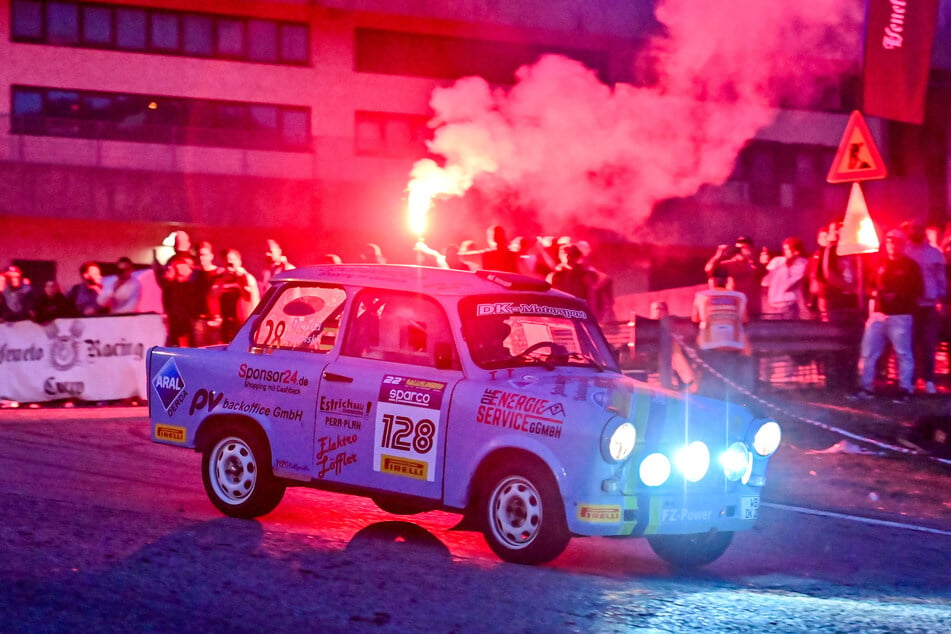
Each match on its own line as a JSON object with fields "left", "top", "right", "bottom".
{"left": 409, "top": 0, "right": 864, "bottom": 237}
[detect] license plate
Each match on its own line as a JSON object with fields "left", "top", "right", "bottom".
{"left": 741, "top": 496, "right": 759, "bottom": 520}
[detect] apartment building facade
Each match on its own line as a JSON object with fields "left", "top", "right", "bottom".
{"left": 1, "top": 0, "right": 948, "bottom": 292}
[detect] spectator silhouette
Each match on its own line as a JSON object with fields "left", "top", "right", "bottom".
{"left": 67, "top": 261, "right": 107, "bottom": 317}
{"left": 1, "top": 264, "right": 33, "bottom": 322}
{"left": 31, "top": 279, "right": 75, "bottom": 323}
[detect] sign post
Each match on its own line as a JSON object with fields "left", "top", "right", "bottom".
{"left": 828, "top": 111, "right": 887, "bottom": 318}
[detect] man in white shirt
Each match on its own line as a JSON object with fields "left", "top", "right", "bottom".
{"left": 99, "top": 257, "right": 141, "bottom": 314}
{"left": 692, "top": 273, "right": 754, "bottom": 397}
{"left": 762, "top": 237, "right": 809, "bottom": 319}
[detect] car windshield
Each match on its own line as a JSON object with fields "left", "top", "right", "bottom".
{"left": 459, "top": 294, "right": 620, "bottom": 372}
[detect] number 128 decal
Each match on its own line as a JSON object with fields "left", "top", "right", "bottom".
{"left": 373, "top": 375, "right": 446, "bottom": 482}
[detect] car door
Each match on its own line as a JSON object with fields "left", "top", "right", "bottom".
{"left": 245, "top": 283, "right": 346, "bottom": 479}
{"left": 315, "top": 288, "right": 462, "bottom": 500}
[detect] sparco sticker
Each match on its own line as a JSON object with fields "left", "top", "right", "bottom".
{"left": 373, "top": 375, "right": 446, "bottom": 481}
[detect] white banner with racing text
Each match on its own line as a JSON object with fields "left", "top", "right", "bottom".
{"left": 0, "top": 314, "right": 165, "bottom": 403}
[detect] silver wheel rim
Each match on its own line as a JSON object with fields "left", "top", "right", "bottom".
{"left": 210, "top": 436, "right": 257, "bottom": 505}
{"left": 489, "top": 475, "right": 542, "bottom": 550}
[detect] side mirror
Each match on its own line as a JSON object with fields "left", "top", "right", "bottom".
{"left": 434, "top": 342, "right": 454, "bottom": 370}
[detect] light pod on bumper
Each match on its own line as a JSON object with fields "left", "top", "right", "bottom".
{"left": 719, "top": 441, "right": 752, "bottom": 482}
{"left": 674, "top": 441, "right": 710, "bottom": 483}
{"left": 601, "top": 419, "right": 636, "bottom": 462}
{"left": 639, "top": 453, "right": 671, "bottom": 487}
{"left": 748, "top": 420, "right": 782, "bottom": 456}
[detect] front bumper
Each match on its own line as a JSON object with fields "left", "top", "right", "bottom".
{"left": 568, "top": 489, "right": 761, "bottom": 537}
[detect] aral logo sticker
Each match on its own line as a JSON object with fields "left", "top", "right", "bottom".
{"left": 153, "top": 359, "right": 186, "bottom": 411}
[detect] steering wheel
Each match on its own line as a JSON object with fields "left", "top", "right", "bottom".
{"left": 517, "top": 341, "right": 569, "bottom": 367}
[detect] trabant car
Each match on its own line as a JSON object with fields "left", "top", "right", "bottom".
{"left": 149, "top": 265, "right": 781, "bottom": 568}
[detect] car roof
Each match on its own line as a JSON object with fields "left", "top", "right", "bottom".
{"left": 273, "top": 264, "right": 559, "bottom": 297}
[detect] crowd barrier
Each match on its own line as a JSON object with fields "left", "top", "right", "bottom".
{"left": 602, "top": 316, "right": 865, "bottom": 390}
{"left": 0, "top": 313, "right": 166, "bottom": 404}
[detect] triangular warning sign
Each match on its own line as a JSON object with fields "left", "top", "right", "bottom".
{"left": 837, "top": 182, "right": 880, "bottom": 256}
{"left": 827, "top": 110, "right": 887, "bottom": 183}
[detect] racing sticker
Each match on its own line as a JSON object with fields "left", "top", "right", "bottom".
{"left": 154, "top": 424, "right": 186, "bottom": 444}
{"left": 476, "top": 389, "right": 565, "bottom": 439}
{"left": 577, "top": 504, "right": 621, "bottom": 523}
{"left": 476, "top": 302, "right": 587, "bottom": 319}
{"left": 152, "top": 358, "right": 188, "bottom": 415}
{"left": 373, "top": 375, "right": 446, "bottom": 481}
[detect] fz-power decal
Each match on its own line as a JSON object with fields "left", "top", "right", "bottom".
{"left": 373, "top": 375, "right": 446, "bottom": 481}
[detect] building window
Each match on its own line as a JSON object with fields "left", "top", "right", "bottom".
{"left": 10, "top": 0, "right": 310, "bottom": 66}
{"left": 115, "top": 6, "right": 146, "bottom": 50}
{"left": 11, "top": 84, "right": 312, "bottom": 152}
{"left": 183, "top": 14, "right": 213, "bottom": 56}
{"left": 354, "top": 27, "right": 610, "bottom": 84}
{"left": 279, "top": 23, "right": 308, "bottom": 63}
{"left": 46, "top": 1, "right": 79, "bottom": 45}
{"left": 354, "top": 111, "right": 431, "bottom": 157}
{"left": 81, "top": 4, "right": 112, "bottom": 45}
{"left": 248, "top": 19, "right": 277, "bottom": 62}
{"left": 150, "top": 11, "right": 180, "bottom": 51}
{"left": 11, "top": 0, "right": 43, "bottom": 39}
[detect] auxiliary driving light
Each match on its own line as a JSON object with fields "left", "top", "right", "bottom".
{"left": 602, "top": 421, "right": 637, "bottom": 462}
{"left": 674, "top": 441, "right": 710, "bottom": 483}
{"left": 639, "top": 453, "right": 671, "bottom": 487}
{"left": 720, "top": 442, "right": 752, "bottom": 482}
{"left": 750, "top": 420, "right": 782, "bottom": 456}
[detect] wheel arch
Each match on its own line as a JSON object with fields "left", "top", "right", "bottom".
{"left": 464, "top": 447, "right": 563, "bottom": 520}
{"left": 195, "top": 414, "right": 270, "bottom": 457}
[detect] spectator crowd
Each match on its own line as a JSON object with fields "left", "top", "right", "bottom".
{"left": 695, "top": 219, "right": 951, "bottom": 401}
{"left": 7, "top": 218, "right": 951, "bottom": 402}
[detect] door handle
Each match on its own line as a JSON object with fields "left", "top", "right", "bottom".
{"left": 323, "top": 371, "right": 353, "bottom": 383}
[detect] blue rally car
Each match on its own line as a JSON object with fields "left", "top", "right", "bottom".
{"left": 149, "top": 265, "right": 781, "bottom": 568}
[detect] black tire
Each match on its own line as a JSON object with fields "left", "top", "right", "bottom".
{"left": 201, "top": 426, "right": 285, "bottom": 519}
{"left": 646, "top": 531, "right": 734, "bottom": 569}
{"left": 480, "top": 460, "right": 570, "bottom": 565}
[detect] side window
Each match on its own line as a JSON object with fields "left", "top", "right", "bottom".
{"left": 253, "top": 285, "right": 346, "bottom": 352}
{"left": 342, "top": 290, "right": 456, "bottom": 368}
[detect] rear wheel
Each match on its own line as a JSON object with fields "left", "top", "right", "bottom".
{"left": 480, "top": 460, "right": 570, "bottom": 565}
{"left": 646, "top": 531, "right": 734, "bottom": 568}
{"left": 201, "top": 426, "right": 285, "bottom": 519}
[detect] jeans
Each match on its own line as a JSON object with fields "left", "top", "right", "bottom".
{"left": 859, "top": 312, "right": 914, "bottom": 392}
{"left": 913, "top": 305, "right": 941, "bottom": 383}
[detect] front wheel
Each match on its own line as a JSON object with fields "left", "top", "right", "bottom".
{"left": 480, "top": 461, "right": 570, "bottom": 565}
{"left": 201, "top": 427, "right": 285, "bottom": 519}
{"left": 646, "top": 531, "right": 734, "bottom": 569}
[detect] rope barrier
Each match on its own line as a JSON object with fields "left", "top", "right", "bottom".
{"left": 669, "top": 332, "right": 951, "bottom": 468}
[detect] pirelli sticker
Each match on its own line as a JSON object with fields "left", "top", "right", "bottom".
{"left": 154, "top": 424, "right": 187, "bottom": 444}
{"left": 577, "top": 504, "right": 621, "bottom": 523}
{"left": 379, "top": 454, "right": 428, "bottom": 481}
{"left": 373, "top": 375, "right": 445, "bottom": 481}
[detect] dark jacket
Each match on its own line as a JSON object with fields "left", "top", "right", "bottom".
{"left": 872, "top": 255, "right": 924, "bottom": 315}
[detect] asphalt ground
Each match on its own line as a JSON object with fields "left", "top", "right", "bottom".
{"left": 2, "top": 384, "right": 950, "bottom": 534}
{"left": 754, "top": 385, "right": 951, "bottom": 532}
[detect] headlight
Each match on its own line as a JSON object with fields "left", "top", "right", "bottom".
{"left": 601, "top": 420, "right": 636, "bottom": 462}
{"left": 639, "top": 452, "right": 671, "bottom": 487}
{"left": 720, "top": 442, "right": 752, "bottom": 482}
{"left": 674, "top": 441, "right": 710, "bottom": 483}
{"left": 749, "top": 420, "right": 782, "bottom": 456}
